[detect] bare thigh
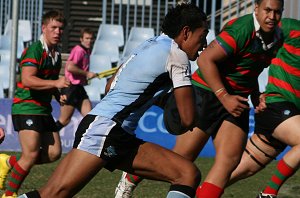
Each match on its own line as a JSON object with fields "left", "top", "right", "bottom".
{"left": 58, "top": 105, "right": 75, "bottom": 125}
{"left": 117, "top": 142, "right": 201, "bottom": 188}
{"left": 80, "top": 98, "right": 92, "bottom": 116}
{"left": 18, "top": 130, "right": 42, "bottom": 169}
{"left": 173, "top": 127, "right": 209, "bottom": 161}
{"left": 40, "top": 149, "right": 106, "bottom": 198}
{"left": 205, "top": 121, "right": 248, "bottom": 187}
{"left": 228, "top": 133, "right": 281, "bottom": 186}
{"left": 39, "top": 131, "right": 62, "bottom": 162}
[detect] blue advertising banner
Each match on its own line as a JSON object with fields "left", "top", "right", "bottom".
{"left": 0, "top": 98, "right": 289, "bottom": 159}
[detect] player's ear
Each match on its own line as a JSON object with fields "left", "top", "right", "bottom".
{"left": 182, "top": 26, "right": 191, "bottom": 41}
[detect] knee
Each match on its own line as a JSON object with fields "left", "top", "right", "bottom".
{"left": 21, "top": 151, "right": 40, "bottom": 165}
{"left": 40, "top": 183, "right": 71, "bottom": 198}
{"left": 60, "top": 118, "right": 71, "bottom": 126}
{"left": 175, "top": 163, "right": 201, "bottom": 187}
{"left": 188, "top": 164, "right": 201, "bottom": 186}
{"left": 236, "top": 165, "right": 260, "bottom": 179}
{"left": 48, "top": 149, "right": 62, "bottom": 162}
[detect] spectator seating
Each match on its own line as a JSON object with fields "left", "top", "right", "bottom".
{"left": 0, "top": 34, "right": 24, "bottom": 59}
{"left": 0, "top": 53, "right": 10, "bottom": 89}
{"left": 89, "top": 54, "right": 112, "bottom": 73}
{"left": 85, "top": 54, "right": 112, "bottom": 101}
{"left": 4, "top": 19, "right": 32, "bottom": 42}
{"left": 119, "top": 27, "right": 154, "bottom": 64}
{"left": 96, "top": 24, "right": 124, "bottom": 47}
{"left": 92, "top": 40, "right": 120, "bottom": 63}
{"left": 84, "top": 78, "right": 107, "bottom": 102}
{"left": 0, "top": 83, "right": 4, "bottom": 98}
{"left": 127, "top": 27, "right": 154, "bottom": 42}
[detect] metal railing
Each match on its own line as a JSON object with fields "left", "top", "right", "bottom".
{"left": 0, "top": 0, "right": 43, "bottom": 42}
{"left": 1, "top": 0, "right": 300, "bottom": 44}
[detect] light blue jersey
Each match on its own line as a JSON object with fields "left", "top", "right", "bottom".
{"left": 89, "top": 34, "right": 192, "bottom": 134}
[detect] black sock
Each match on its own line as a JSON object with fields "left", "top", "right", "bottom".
{"left": 169, "top": 184, "right": 195, "bottom": 198}
{"left": 55, "top": 120, "right": 64, "bottom": 131}
{"left": 22, "top": 190, "right": 41, "bottom": 198}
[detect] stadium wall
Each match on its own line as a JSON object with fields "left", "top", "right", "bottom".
{"left": 0, "top": 98, "right": 290, "bottom": 159}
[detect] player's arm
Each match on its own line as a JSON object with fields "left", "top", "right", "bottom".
{"left": 250, "top": 80, "right": 261, "bottom": 108}
{"left": 22, "top": 66, "right": 69, "bottom": 90}
{"left": 105, "top": 66, "right": 121, "bottom": 94}
{"left": 66, "top": 60, "right": 96, "bottom": 79}
{"left": 197, "top": 40, "right": 248, "bottom": 117}
{"left": 173, "top": 85, "right": 195, "bottom": 130}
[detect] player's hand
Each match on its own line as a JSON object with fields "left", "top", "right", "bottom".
{"left": 59, "top": 94, "right": 67, "bottom": 106}
{"left": 86, "top": 72, "right": 97, "bottom": 80}
{"left": 219, "top": 94, "right": 249, "bottom": 117}
{"left": 255, "top": 93, "right": 267, "bottom": 113}
{"left": 55, "top": 77, "right": 70, "bottom": 89}
{"left": 0, "top": 128, "right": 5, "bottom": 144}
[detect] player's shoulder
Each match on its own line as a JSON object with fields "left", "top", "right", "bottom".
{"left": 23, "top": 40, "right": 44, "bottom": 59}
{"left": 223, "top": 14, "right": 254, "bottom": 32}
{"left": 27, "top": 40, "right": 43, "bottom": 51}
{"left": 280, "top": 18, "right": 300, "bottom": 31}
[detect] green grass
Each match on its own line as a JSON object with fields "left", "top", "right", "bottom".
{"left": 1, "top": 152, "right": 299, "bottom": 197}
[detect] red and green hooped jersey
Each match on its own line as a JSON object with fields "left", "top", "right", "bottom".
{"left": 265, "top": 18, "right": 300, "bottom": 109}
{"left": 12, "top": 40, "right": 62, "bottom": 115}
{"left": 192, "top": 14, "right": 282, "bottom": 97}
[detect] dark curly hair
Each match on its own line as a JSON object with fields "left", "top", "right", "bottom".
{"left": 161, "top": 3, "right": 207, "bottom": 39}
{"left": 255, "top": 0, "right": 284, "bottom": 8}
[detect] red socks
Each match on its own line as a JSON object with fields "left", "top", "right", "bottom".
{"left": 196, "top": 182, "right": 224, "bottom": 198}
{"left": 263, "top": 159, "right": 295, "bottom": 195}
{"left": 5, "top": 162, "right": 28, "bottom": 196}
{"left": 125, "top": 173, "right": 143, "bottom": 185}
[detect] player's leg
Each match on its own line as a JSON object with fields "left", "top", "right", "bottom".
{"left": 56, "top": 104, "right": 75, "bottom": 130}
{"left": 259, "top": 115, "right": 300, "bottom": 197}
{"left": 227, "top": 133, "right": 282, "bottom": 186}
{"left": 3, "top": 129, "right": 41, "bottom": 197}
{"left": 38, "top": 130, "right": 62, "bottom": 164}
{"left": 115, "top": 142, "right": 201, "bottom": 198}
{"left": 39, "top": 149, "right": 106, "bottom": 198}
{"left": 80, "top": 98, "right": 92, "bottom": 116}
{"left": 173, "top": 127, "right": 210, "bottom": 161}
{"left": 196, "top": 121, "right": 248, "bottom": 198}
{"left": 56, "top": 86, "right": 77, "bottom": 131}
{"left": 115, "top": 127, "right": 209, "bottom": 198}
{"left": 19, "top": 115, "right": 111, "bottom": 198}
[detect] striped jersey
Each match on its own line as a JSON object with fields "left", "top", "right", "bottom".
{"left": 89, "top": 34, "right": 192, "bottom": 134}
{"left": 265, "top": 18, "right": 300, "bottom": 109}
{"left": 192, "top": 13, "right": 282, "bottom": 97}
{"left": 12, "top": 38, "right": 62, "bottom": 115}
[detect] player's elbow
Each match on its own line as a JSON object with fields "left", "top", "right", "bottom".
{"left": 22, "top": 78, "right": 33, "bottom": 88}
{"left": 180, "top": 116, "right": 194, "bottom": 130}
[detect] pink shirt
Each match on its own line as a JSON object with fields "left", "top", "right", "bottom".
{"left": 65, "top": 45, "right": 91, "bottom": 85}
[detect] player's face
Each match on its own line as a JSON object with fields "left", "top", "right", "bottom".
{"left": 182, "top": 21, "right": 209, "bottom": 61}
{"left": 80, "top": 33, "right": 93, "bottom": 49}
{"left": 255, "top": 0, "right": 283, "bottom": 33}
{"left": 42, "top": 19, "right": 64, "bottom": 47}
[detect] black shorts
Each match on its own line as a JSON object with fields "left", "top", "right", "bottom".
{"left": 163, "top": 85, "right": 202, "bottom": 135}
{"left": 196, "top": 87, "right": 250, "bottom": 138}
{"left": 61, "top": 84, "right": 89, "bottom": 110}
{"left": 73, "top": 115, "right": 145, "bottom": 171}
{"left": 255, "top": 101, "right": 300, "bottom": 150}
{"left": 12, "top": 115, "right": 58, "bottom": 133}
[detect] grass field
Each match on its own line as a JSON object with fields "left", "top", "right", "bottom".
{"left": 1, "top": 153, "right": 299, "bottom": 198}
